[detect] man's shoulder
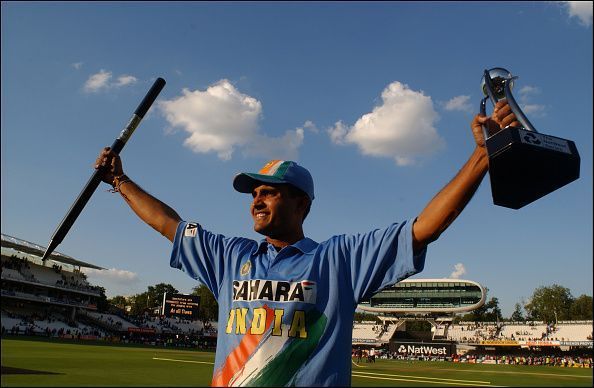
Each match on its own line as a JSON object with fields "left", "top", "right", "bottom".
{"left": 316, "top": 222, "right": 407, "bottom": 245}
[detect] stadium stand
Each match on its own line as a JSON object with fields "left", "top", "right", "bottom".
{"left": 1, "top": 234, "right": 110, "bottom": 339}
{"left": 547, "top": 321, "right": 593, "bottom": 341}
{"left": 352, "top": 322, "right": 380, "bottom": 343}
{"left": 443, "top": 321, "right": 594, "bottom": 343}
{"left": 352, "top": 321, "right": 399, "bottom": 346}
{"left": 84, "top": 311, "right": 138, "bottom": 331}
{"left": 440, "top": 322, "right": 494, "bottom": 343}
{"left": 497, "top": 322, "right": 549, "bottom": 341}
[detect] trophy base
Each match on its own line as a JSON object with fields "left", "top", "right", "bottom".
{"left": 486, "top": 126, "right": 580, "bottom": 209}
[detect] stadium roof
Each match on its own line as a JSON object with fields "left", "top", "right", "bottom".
{"left": 1, "top": 233, "right": 104, "bottom": 270}
{"left": 358, "top": 278, "right": 486, "bottom": 314}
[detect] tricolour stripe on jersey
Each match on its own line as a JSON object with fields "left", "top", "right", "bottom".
{"left": 245, "top": 309, "right": 328, "bottom": 387}
{"left": 211, "top": 305, "right": 276, "bottom": 386}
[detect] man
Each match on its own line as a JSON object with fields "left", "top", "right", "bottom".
{"left": 95, "top": 100, "right": 518, "bottom": 386}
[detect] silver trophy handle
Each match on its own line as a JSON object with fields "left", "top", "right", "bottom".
{"left": 480, "top": 96, "right": 490, "bottom": 140}
{"left": 479, "top": 67, "right": 539, "bottom": 139}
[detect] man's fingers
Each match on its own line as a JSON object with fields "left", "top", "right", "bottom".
{"left": 501, "top": 113, "right": 519, "bottom": 128}
{"left": 474, "top": 115, "right": 489, "bottom": 126}
{"left": 95, "top": 148, "right": 116, "bottom": 170}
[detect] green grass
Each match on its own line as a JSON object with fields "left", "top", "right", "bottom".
{"left": 1, "top": 338, "right": 592, "bottom": 387}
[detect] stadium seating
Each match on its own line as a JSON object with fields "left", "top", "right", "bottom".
{"left": 498, "top": 323, "right": 548, "bottom": 341}
{"left": 352, "top": 321, "right": 396, "bottom": 344}
{"left": 85, "top": 312, "right": 138, "bottom": 330}
{"left": 160, "top": 317, "right": 202, "bottom": 334}
{"left": 352, "top": 322, "right": 378, "bottom": 341}
{"left": 444, "top": 321, "right": 594, "bottom": 343}
{"left": 446, "top": 322, "right": 499, "bottom": 343}
{"left": 28, "top": 263, "right": 62, "bottom": 285}
{"left": 432, "top": 324, "right": 447, "bottom": 339}
{"left": 1, "top": 268, "right": 27, "bottom": 282}
{"left": 550, "top": 322, "right": 593, "bottom": 341}
{"left": 378, "top": 324, "right": 397, "bottom": 342}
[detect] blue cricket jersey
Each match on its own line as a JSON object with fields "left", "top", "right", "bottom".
{"left": 170, "top": 219, "right": 426, "bottom": 386}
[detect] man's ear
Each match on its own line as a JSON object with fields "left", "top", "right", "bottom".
{"left": 298, "top": 196, "right": 312, "bottom": 222}
{"left": 298, "top": 195, "right": 308, "bottom": 210}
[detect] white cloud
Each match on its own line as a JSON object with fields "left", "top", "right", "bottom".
{"left": 519, "top": 85, "right": 540, "bottom": 99}
{"left": 449, "top": 263, "right": 466, "bottom": 279}
{"left": 115, "top": 75, "right": 138, "bottom": 87}
{"left": 302, "top": 120, "right": 319, "bottom": 133}
{"left": 159, "top": 79, "right": 307, "bottom": 161}
{"left": 521, "top": 104, "right": 546, "bottom": 116}
{"left": 82, "top": 267, "right": 139, "bottom": 281}
{"left": 84, "top": 69, "right": 112, "bottom": 92}
{"left": 81, "top": 267, "right": 141, "bottom": 297}
{"left": 81, "top": 267, "right": 139, "bottom": 291}
{"left": 83, "top": 70, "right": 139, "bottom": 93}
{"left": 517, "top": 85, "right": 546, "bottom": 118}
{"left": 328, "top": 120, "right": 349, "bottom": 145}
{"left": 327, "top": 81, "right": 444, "bottom": 166}
{"left": 443, "top": 95, "right": 472, "bottom": 113}
{"left": 244, "top": 127, "right": 304, "bottom": 161}
{"left": 72, "top": 62, "right": 83, "bottom": 70}
{"left": 565, "top": 1, "right": 593, "bottom": 27}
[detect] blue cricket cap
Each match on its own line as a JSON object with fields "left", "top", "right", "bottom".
{"left": 233, "top": 160, "right": 315, "bottom": 200}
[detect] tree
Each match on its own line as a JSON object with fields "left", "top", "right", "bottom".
{"left": 524, "top": 284, "right": 574, "bottom": 323}
{"left": 354, "top": 311, "right": 381, "bottom": 323}
{"left": 570, "top": 295, "right": 593, "bottom": 320}
{"left": 192, "top": 284, "right": 219, "bottom": 324}
{"left": 510, "top": 303, "right": 524, "bottom": 322}
{"left": 108, "top": 295, "right": 128, "bottom": 310}
{"left": 147, "top": 283, "right": 179, "bottom": 310}
{"left": 128, "top": 283, "right": 179, "bottom": 316}
{"left": 95, "top": 286, "right": 109, "bottom": 312}
{"left": 483, "top": 297, "right": 503, "bottom": 322}
{"left": 460, "top": 296, "right": 502, "bottom": 322}
{"left": 129, "top": 292, "right": 150, "bottom": 316}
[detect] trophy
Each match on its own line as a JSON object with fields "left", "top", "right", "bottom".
{"left": 479, "top": 67, "right": 580, "bottom": 209}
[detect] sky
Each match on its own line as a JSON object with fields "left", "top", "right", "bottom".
{"left": 1, "top": 1, "right": 592, "bottom": 318}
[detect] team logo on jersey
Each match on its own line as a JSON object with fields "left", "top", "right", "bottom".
{"left": 184, "top": 223, "right": 198, "bottom": 237}
{"left": 233, "top": 279, "right": 317, "bottom": 304}
{"left": 240, "top": 260, "right": 251, "bottom": 276}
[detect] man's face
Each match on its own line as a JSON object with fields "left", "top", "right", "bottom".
{"left": 250, "top": 184, "right": 304, "bottom": 239}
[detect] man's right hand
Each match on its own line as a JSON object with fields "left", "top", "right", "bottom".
{"left": 94, "top": 147, "right": 124, "bottom": 186}
{"left": 471, "top": 100, "right": 521, "bottom": 149}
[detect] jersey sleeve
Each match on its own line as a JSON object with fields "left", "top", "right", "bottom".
{"left": 169, "top": 221, "right": 258, "bottom": 300}
{"left": 339, "top": 218, "right": 427, "bottom": 304}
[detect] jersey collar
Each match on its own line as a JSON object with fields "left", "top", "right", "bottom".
{"left": 253, "top": 237, "right": 319, "bottom": 256}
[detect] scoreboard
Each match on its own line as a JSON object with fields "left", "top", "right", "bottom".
{"left": 162, "top": 293, "right": 200, "bottom": 319}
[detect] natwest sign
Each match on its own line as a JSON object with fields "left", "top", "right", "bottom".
{"left": 398, "top": 344, "right": 447, "bottom": 355}
{"left": 391, "top": 341, "right": 454, "bottom": 356}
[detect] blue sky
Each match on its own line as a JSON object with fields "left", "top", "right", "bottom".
{"left": 1, "top": 2, "right": 592, "bottom": 317}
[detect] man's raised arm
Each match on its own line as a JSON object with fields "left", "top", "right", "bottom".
{"left": 412, "top": 100, "right": 520, "bottom": 254}
{"left": 95, "top": 147, "right": 181, "bottom": 242}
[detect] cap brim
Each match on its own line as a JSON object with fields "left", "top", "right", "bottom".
{"left": 233, "top": 173, "right": 286, "bottom": 194}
